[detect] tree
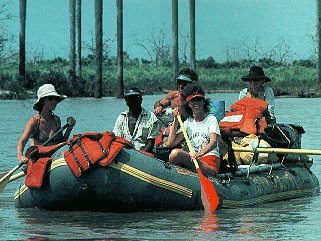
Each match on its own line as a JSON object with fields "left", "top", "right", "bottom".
{"left": 69, "top": 0, "right": 76, "bottom": 85}
{"left": 76, "top": 0, "right": 82, "bottom": 82}
{"left": 116, "top": 0, "right": 124, "bottom": 99}
{"left": 172, "top": 0, "right": 178, "bottom": 83}
{"left": 317, "top": 0, "right": 321, "bottom": 82}
{"left": 133, "top": 27, "right": 171, "bottom": 67}
{"left": 19, "top": 0, "right": 26, "bottom": 85}
{"left": 0, "top": 1, "right": 15, "bottom": 62}
{"left": 94, "top": 0, "right": 102, "bottom": 98}
{"left": 189, "top": 0, "right": 196, "bottom": 70}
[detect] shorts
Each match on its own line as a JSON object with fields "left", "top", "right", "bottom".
{"left": 199, "top": 155, "right": 221, "bottom": 175}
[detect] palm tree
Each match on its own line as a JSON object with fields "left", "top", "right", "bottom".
{"left": 76, "top": 0, "right": 82, "bottom": 82}
{"left": 69, "top": 0, "right": 76, "bottom": 85}
{"left": 116, "top": 0, "right": 124, "bottom": 98}
{"left": 317, "top": 0, "right": 321, "bottom": 83}
{"left": 172, "top": 0, "right": 178, "bottom": 83}
{"left": 189, "top": 0, "right": 196, "bottom": 71}
{"left": 19, "top": 0, "right": 26, "bottom": 85}
{"left": 94, "top": 0, "right": 103, "bottom": 98}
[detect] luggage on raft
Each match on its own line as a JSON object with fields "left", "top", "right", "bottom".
{"left": 263, "top": 123, "right": 304, "bottom": 149}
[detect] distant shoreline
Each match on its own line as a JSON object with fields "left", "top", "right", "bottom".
{"left": 0, "top": 88, "right": 315, "bottom": 100}
{"left": 1, "top": 63, "right": 319, "bottom": 99}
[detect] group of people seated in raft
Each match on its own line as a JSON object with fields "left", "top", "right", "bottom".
{"left": 17, "top": 65, "right": 275, "bottom": 177}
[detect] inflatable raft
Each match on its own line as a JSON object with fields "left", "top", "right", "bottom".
{"left": 14, "top": 145, "right": 319, "bottom": 211}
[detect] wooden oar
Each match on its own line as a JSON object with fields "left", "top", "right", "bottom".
{"left": 0, "top": 122, "right": 70, "bottom": 192}
{"left": 232, "top": 146, "right": 321, "bottom": 155}
{"left": 177, "top": 114, "right": 219, "bottom": 213}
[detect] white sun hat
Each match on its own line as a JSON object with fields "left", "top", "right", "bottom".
{"left": 33, "top": 84, "right": 67, "bottom": 111}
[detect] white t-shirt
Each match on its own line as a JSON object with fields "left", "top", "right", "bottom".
{"left": 178, "top": 114, "right": 220, "bottom": 157}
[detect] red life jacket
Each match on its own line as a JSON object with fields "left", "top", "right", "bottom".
{"left": 219, "top": 98, "right": 268, "bottom": 136}
{"left": 25, "top": 132, "right": 134, "bottom": 188}
{"left": 64, "top": 132, "right": 133, "bottom": 177}
{"left": 25, "top": 141, "right": 69, "bottom": 189}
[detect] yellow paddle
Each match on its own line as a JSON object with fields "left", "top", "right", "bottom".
{"left": 232, "top": 146, "right": 321, "bottom": 155}
{"left": 177, "top": 114, "right": 219, "bottom": 213}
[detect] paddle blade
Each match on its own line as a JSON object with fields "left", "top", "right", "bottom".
{"left": 0, "top": 164, "right": 22, "bottom": 193}
{"left": 0, "top": 171, "right": 9, "bottom": 180}
{"left": 196, "top": 168, "right": 219, "bottom": 213}
{"left": 0, "top": 172, "right": 12, "bottom": 193}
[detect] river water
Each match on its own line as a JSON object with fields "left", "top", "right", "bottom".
{"left": 0, "top": 93, "right": 321, "bottom": 240}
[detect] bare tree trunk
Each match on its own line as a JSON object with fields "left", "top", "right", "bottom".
{"left": 76, "top": 0, "right": 82, "bottom": 83}
{"left": 94, "top": 0, "right": 103, "bottom": 98}
{"left": 117, "top": 0, "right": 124, "bottom": 98}
{"left": 189, "top": 0, "right": 196, "bottom": 71}
{"left": 172, "top": 0, "right": 178, "bottom": 84}
{"left": 69, "top": 0, "right": 76, "bottom": 86}
{"left": 19, "top": 0, "right": 26, "bottom": 85}
{"left": 317, "top": 0, "right": 321, "bottom": 83}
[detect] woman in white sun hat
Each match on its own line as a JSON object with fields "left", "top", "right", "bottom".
{"left": 17, "top": 84, "right": 76, "bottom": 163}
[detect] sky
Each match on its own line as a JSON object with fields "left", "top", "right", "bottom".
{"left": 2, "top": 0, "right": 317, "bottom": 63}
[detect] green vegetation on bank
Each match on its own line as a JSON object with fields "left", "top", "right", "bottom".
{"left": 0, "top": 57, "right": 319, "bottom": 99}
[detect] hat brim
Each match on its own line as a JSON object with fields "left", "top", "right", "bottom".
{"left": 176, "top": 74, "right": 193, "bottom": 82}
{"left": 33, "top": 94, "right": 67, "bottom": 111}
{"left": 124, "top": 92, "right": 142, "bottom": 99}
{"left": 241, "top": 75, "right": 271, "bottom": 82}
{"left": 186, "top": 93, "right": 205, "bottom": 102}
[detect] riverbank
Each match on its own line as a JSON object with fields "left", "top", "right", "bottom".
{"left": 1, "top": 63, "right": 320, "bottom": 99}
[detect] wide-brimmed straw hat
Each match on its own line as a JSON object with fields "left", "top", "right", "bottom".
{"left": 241, "top": 66, "right": 271, "bottom": 82}
{"left": 33, "top": 84, "right": 67, "bottom": 111}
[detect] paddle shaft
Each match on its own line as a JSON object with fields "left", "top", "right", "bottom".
{"left": 0, "top": 122, "right": 70, "bottom": 191}
{"left": 176, "top": 114, "right": 219, "bottom": 213}
{"left": 42, "top": 123, "right": 69, "bottom": 146}
{"left": 176, "top": 115, "right": 199, "bottom": 167}
{"left": 232, "top": 146, "right": 321, "bottom": 155}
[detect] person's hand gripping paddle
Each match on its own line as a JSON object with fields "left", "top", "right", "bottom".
{"left": 0, "top": 123, "right": 70, "bottom": 192}
{"left": 176, "top": 114, "right": 219, "bottom": 213}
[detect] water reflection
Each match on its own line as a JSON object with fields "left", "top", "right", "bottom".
{"left": 197, "top": 213, "right": 219, "bottom": 233}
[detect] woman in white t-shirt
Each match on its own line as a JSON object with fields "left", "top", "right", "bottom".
{"left": 167, "top": 84, "right": 221, "bottom": 176}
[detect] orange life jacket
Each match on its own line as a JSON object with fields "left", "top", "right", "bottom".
{"left": 25, "top": 132, "right": 134, "bottom": 188}
{"left": 64, "top": 132, "right": 133, "bottom": 177}
{"left": 219, "top": 98, "right": 268, "bottom": 136}
{"left": 25, "top": 141, "right": 69, "bottom": 189}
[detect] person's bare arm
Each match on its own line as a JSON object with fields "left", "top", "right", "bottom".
{"left": 154, "top": 91, "right": 177, "bottom": 116}
{"left": 143, "top": 138, "right": 155, "bottom": 152}
{"left": 192, "top": 133, "right": 218, "bottom": 159}
{"left": 62, "top": 116, "right": 76, "bottom": 141}
{"left": 154, "top": 97, "right": 171, "bottom": 116}
{"left": 167, "top": 107, "right": 185, "bottom": 147}
{"left": 17, "top": 117, "right": 37, "bottom": 163}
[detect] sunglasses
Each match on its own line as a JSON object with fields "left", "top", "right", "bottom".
{"left": 177, "top": 80, "right": 190, "bottom": 86}
{"left": 189, "top": 97, "right": 204, "bottom": 102}
{"left": 46, "top": 96, "right": 59, "bottom": 101}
